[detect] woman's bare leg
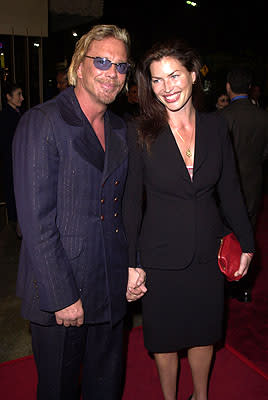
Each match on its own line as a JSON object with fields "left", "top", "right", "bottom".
{"left": 187, "top": 345, "right": 213, "bottom": 400}
{"left": 154, "top": 352, "right": 179, "bottom": 400}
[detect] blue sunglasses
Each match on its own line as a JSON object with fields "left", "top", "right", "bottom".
{"left": 84, "top": 55, "right": 130, "bottom": 74}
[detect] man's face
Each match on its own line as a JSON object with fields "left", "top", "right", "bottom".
{"left": 251, "top": 85, "right": 261, "bottom": 101}
{"left": 127, "top": 85, "right": 138, "bottom": 104}
{"left": 76, "top": 37, "right": 128, "bottom": 106}
{"left": 56, "top": 72, "right": 68, "bottom": 92}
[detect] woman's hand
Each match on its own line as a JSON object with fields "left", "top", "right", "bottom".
{"left": 126, "top": 267, "right": 147, "bottom": 302}
{"left": 235, "top": 253, "right": 254, "bottom": 278}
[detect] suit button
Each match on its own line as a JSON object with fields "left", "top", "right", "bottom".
{"left": 114, "top": 212, "right": 118, "bottom": 217}
{"left": 115, "top": 228, "right": 119, "bottom": 233}
{"left": 114, "top": 197, "right": 118, "bottom": 202}
{"left": 100, "top": 198, "right": 104, "bottom": 204}
{"left": 100, "top": 215, "right": 104, "bottom": 221}
{"left": 115, "top": 180, "right": 119, "bottom": 185}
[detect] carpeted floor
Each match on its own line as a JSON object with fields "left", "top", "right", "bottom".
{"left": 1, "top": 196, "right": 267, "bottom": 399}
{"left": 1, "top": 326, "right": 268, "bottom": 400}
{"left": 225, "top": 195, "right": 268, "bottom": 379}
{"left": 122, "top": 327, "right": 268, "bottom": 400}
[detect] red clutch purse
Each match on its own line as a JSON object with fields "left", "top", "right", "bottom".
{"left": 218, "top": 233, "right": 242, "bottom": 281}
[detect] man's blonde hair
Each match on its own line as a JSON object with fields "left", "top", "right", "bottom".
{"left": 68, "top": 24, "right": 131, "bottom": 86}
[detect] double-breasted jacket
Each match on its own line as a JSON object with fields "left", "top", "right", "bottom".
{"left": 13, "top": 87, "right": 129, "bottom": 326}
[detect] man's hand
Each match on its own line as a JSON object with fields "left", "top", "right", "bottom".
{"left": 55, "top": 299, "right": 84, "bottom": 327}
{"left": 126, "top": 267, "right": 147, "bottom": 302}
{"left": 234, "top": 253, "right": 253, "bottom": 278}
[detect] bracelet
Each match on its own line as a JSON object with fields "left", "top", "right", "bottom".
{"left": 245, "top": 252, "right": 254, "bottom": 258}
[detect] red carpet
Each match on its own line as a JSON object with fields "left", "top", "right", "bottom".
{"left": 1, "top": 196, "right": 267, "bottom": 399}
{"left": 122, "top": 327, "right": 268, "bottom": 400}
{"left": 0, "top": 327, "right": 268, "bottom": 400}
{"left": 225, "top": 195, "right": 268, "bottom": 379}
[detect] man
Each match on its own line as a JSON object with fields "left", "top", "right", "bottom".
{"left": 222, "top": 67, "right": 268, "bottom": 302}
{"left": 110, "top": 80, "right": 139, "bottom": 122}
{"left": 248, "top": 83, "right": 262, "bottom": 108}
{"left": 123, "top": 81, "right": 140, "bottom": 121}
{"left": 56, "top": 68, "right": 69, "bottom": 92}
{"left": 13, "top": 24, "right": 146, "bottom": 400}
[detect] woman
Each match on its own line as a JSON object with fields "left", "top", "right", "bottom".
{"left": 215, "top": 92, "right": 229, "bottom": 111}
{"left": 123, "top": 39, "right": 254, "bottom": 400}
{"left": 0, "top": 82, "right": 24, "bottom": 236}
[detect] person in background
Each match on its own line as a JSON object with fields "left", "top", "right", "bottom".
{"left": 13, "top": 24, "right": 146, "bottom": 400}
{"left": 215, "top": 92, "right": 229, "bottom": 111}
{"left": 248, "top": 83, "right": 262, "bottom": 108}
{"left": 123, "top": 81, "right": 140, "bottom": 120}
{"left": 110, "top": 80, "right": 140, "bottom": 121}
{"left": 123, "top": 39, "right": 254, "bottom": 400}
{"left": 56, "top": 68, "right": 69, "bottom": 92}
{"left": 222, "top": 67, "right": 268, "bottom": 302}
{"left": 0, "top": 82, "right": 24, "bottom": 237}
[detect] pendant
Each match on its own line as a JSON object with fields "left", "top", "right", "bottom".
{"left": 186, "top": 148, "right": 192, "bottom": 158}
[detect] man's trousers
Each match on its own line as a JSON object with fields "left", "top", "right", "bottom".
{"left": 31, "top": 320, "right": 124, "bottom": 400}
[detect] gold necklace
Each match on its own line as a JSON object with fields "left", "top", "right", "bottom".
{"left": 170, "top": 125, "right": 195, "bottom": 158}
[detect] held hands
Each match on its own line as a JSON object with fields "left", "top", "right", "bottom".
{"left": 126, "top": 267, "right": 147, "bottom": 302}
{"left": 234, "top": 252, "right": 254, "bottom": 279}
{"left": 55, "top": 298, "right": 84, "bottom": 327}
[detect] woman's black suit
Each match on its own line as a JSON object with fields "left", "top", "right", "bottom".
{"left": 123, "top": 111, "right": 254, "bottom": 352}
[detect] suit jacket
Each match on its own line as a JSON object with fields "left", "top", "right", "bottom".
{"left": 123, "top": 112, "right": 254, "bottom": 270}
{"left": 13, "top": 87, "right": 129, "bottom": 326}
{"left": 221, "top": 98, "right": 268, "bottom": 222}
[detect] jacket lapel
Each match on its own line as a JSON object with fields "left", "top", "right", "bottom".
{"left": 164, "top": 112, "right": 208, "bottom": 183}
{"left": 57, "top": 87, "right": 105, "bottom": 171}
{"left": 56, "top": 88, "right": 127, "bottom": 175}
{"left": 193, "top": 112, "right": 207, "bottom": 176}
{"left": 72, "top": 125, "right": 105, "bottom": 171}
{"left": 164, "top": 125, "right": 193, "bottom": 183}
{"left": 102, "top": 112, "right": 128, "bottom": 184}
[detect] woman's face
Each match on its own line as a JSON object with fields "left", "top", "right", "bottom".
{"left": 7, "top": 88, "right": 24, "bottom": 109}
{"left": 216, "top": 94, "right": 229, "bottom": 110}
{"left": 150, "top": 56, "right": 196, "bottom": 112}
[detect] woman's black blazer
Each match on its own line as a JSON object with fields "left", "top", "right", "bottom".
{"left": 123, "top": 111, "right": 255, "bottom": 270}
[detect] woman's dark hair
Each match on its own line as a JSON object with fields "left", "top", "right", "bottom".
{"left": 4, "top": 81, "right": 22, "bottom": 97}
{"left": 136, "top": 38, "right": 202, "bottom": 151}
